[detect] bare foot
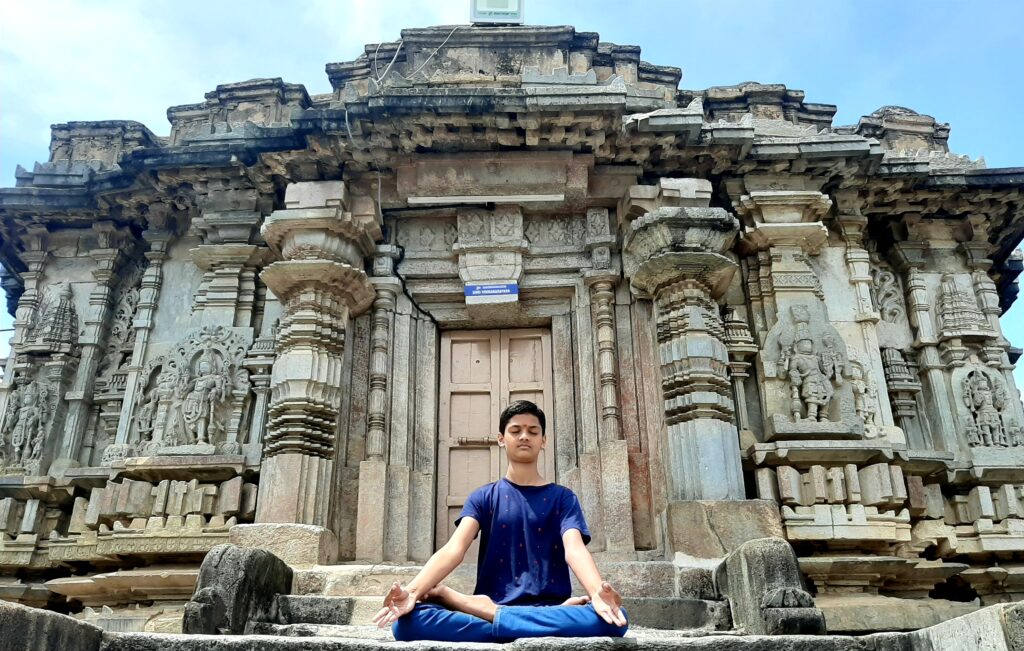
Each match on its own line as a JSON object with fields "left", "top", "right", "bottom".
{"left": 561, "top": 595, "right": 591, "bottom": 606}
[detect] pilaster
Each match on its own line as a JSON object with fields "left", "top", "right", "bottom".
{"left": 55, "top": 222, "right": 137, "bottom": 471}
{"left": 356, "top": 246, "right": 401, "bottom": 563}
{"left": 113, "top": 207, "right": 177, "bottom": 451}
{"left": 584, "top": 270, "right": 635, "bottom": 558}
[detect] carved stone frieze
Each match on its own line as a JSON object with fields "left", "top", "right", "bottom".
{"left": 761, "top": 304, "right": 862, "bottom": 439}
{"left": 128, "top": 326, "right": 252, "bottom": 456}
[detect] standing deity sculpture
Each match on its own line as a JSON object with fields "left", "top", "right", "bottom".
{"left": 962, "top": 370, "right": 1009, "bottom": 447}
{"left": 849, "top": 360, "right": 881, "bottom": 435}
{"left": 1, "top": 380, "right": 50, "bottom": 468}
{"left": 181, "top": 351, "right": 229, "bottom": 445}
{"left": 126, "top": 325, "right": 251, "bottom": 456}
{"left": 777, "top": 306, "right": 845, "bottom": 423}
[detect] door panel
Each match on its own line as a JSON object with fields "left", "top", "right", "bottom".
{"left": 436, "top": 328, "right": 553, "bottom": 552}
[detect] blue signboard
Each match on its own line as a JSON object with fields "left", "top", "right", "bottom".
{"left": 464, "top": 283, "right": 519, "bottom": 297}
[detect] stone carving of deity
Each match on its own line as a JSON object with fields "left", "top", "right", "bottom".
{"left": 1, "top": 381, "right": 49, "bottom": 467}
{"left": 786, "top": 337, "right": 834, "bottom": 422}
{"left": 939, "top": 274, "right": 987, "bottom": 335}
{"left": 849, "top": 361, "right": 881, "bottom": 432}
{"left": 181, "top": 353, "right": 229, "bottom": 445}
{"left": 963, "top": 370, "right": 1009, "bottom": 447}
{"left": 777, "top": 306, "right": 845, "bottom": 423}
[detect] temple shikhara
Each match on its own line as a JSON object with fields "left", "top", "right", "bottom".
{"left": 0, "top": 24, "right": 1023, "bottom": 649}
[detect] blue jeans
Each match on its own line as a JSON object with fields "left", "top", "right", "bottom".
{"left": 392, "top": 602, "right": 629, "bottom": 643}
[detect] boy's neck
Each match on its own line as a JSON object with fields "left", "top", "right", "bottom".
{"left": 504, "top": 461, "right": 546, "bottom": 486}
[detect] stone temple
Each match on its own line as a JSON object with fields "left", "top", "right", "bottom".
{"left": 0, "top": 24, "right": 1023, "bottom": 649}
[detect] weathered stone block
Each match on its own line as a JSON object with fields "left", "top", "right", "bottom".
{"left": 230, "top": 523, "right": 338, "bottom": 566}
{"left": 182, "top": 543, "right": 293, "bottom": 635}
{"left": 667, "top": 500, "right": 784, "bottom": 560}
{"left": 0, "top": 599, "right": 102, "bottom": 651}
{"left": 713, "top": 537, "right": 825, "bottom": 636}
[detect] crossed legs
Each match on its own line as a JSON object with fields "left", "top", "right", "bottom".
{"left": 390, "top": 583, "right": 626, "bottom": 643}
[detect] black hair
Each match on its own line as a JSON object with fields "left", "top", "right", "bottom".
{"left": 499, "top": 400, "right": 546, "bottom": 436}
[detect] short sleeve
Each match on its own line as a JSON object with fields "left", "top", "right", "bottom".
{"left": 558, "top": 488, "right": 591, "bottom": 545}
{"left": 454, "top": 484, "right": 489, "bottom": 537}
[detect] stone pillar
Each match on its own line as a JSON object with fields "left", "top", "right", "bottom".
{"left": 835, "top": 192, "right": 900, "bottom": 438}
{"left": 622, "top": 179, "right": 745, "bottom": 502}
{"left": 251, "top": 181, "right": 376, "bottom": 563}
{"left": 585, "top": 271, "right": 636, "bottom": 558}
{"left": 113, "top": 208, "right": 176, "bottom": 451}
{"left": 724, "top": 308, "right": 758, "bottom": 438}
{"left": 356, "top": 247, "right": 400, "bottom": 563}
{"left": 891, "top": 226, "right": 959, "bottom": 453}
{"left": 55, "top": 222, "right": 136, "bottom": 471}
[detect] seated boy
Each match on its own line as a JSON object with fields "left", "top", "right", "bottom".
{"left": 373, "top": 400, "right": 629, "bottom": 643}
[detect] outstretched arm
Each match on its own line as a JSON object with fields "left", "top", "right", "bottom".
{"left": 563, "top": 528, "right": 627, "bottom": 627}
{"left": 372, "top": 516, "right": 480, "bottom": 627}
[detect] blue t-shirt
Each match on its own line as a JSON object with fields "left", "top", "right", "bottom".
{"left": 455, "top": 478, "right": 591, "bottom": 606}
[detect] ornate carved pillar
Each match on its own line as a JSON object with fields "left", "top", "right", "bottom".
{"left": 890, "top": 218, "right": 960, "bottom": 453}
{"left": 55, "top": 222, "right": 137, "bottom": 471}
{"left": 834, "top": 192, "right": 900, "bottom": 439}
{"left": 724, "top": 308, "right": 758, "bottom": 437}
{"left": 622, "top": 179, "right": 745, "bottom": 502}
{"left": 252, "top": 181, "right": 376, "bottom": 561}
{"left": 112, "top": 207, "right": 177, "bottom": 451}
{"left": 356, "top": 246, "right": 400, "bottom": 562}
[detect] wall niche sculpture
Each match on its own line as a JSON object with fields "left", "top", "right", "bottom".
{"left": 128, "top": 326, "right": 252, "bottom": 457}
{"left": 959, "top": 368, "right": 1022, "bottom": 448}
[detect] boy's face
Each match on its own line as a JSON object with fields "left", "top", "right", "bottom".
{"left": 498, "top": 413, "right": 545, "bottom": 461}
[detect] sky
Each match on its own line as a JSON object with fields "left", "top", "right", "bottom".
{"left": 0, "top": 0, "right": 1022, "bottom": 384}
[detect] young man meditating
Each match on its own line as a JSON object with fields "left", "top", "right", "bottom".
{"left": 373, "top": 400, "right": 629, "bottom": 643}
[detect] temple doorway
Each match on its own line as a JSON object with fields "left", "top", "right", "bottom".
{"left": 434, "top": 328, "right": 554, "bottom": 551}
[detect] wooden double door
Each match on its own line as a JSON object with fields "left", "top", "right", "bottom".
{"left": 435, "top": 328, "right": 554, "bottom": 551}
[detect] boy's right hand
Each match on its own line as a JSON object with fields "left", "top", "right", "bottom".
{"left": 372, "top": 581, "right": 416, "bottom": 628}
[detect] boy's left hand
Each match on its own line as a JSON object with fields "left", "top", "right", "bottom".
{"left": 590, "top": 581, "right": 627, "bottom": 627}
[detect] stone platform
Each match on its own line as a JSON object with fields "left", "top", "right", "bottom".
{"left": 3, "top": 599, "right": 1023, "bottom": 651}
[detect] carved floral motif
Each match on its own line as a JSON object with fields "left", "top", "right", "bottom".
{"left": 869, "top": 261, "right": 906, "bottom": 323}
{"left": 524, "top": 216, "right": 586, "bottom": 248}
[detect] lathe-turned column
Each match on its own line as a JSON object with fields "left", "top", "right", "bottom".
{"left": 623, "top": 193, "right": 744, "bottom": 502}
{"left": 245, "top": 181, "right": 376, "bottom": 564}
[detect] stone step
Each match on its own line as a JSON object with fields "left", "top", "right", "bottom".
{"left": 274, "top": 595, "right": 732, "bottom": 631}
{"left": 104, "top": 627, "right": 897, "bottom": 649}
{"left": 7, "top": 595, "right": 1023, "bottom": 651}
{"left": 293, "top": 560, "right": 683, "bottom": 598}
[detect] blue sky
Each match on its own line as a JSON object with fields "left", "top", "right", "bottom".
{"left": 0, "top": 0, "right": 1021, "bottom": 384}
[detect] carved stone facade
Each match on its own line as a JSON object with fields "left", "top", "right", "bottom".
{"left": 0, "top": 24, "right": 1022, "bottom": 637}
